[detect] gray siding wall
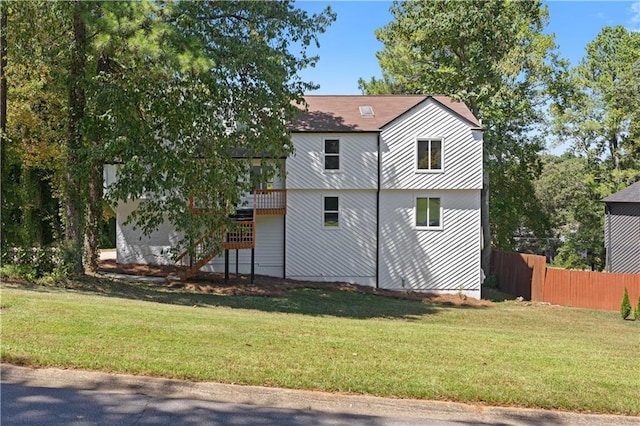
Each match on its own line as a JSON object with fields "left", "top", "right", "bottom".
{"left": 606, "top": 203, "right": 640, "bottom": 273}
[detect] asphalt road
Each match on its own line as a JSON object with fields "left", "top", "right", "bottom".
{"left": 2, "top": 365, "right": 639, "bottom": 426}
{"left": 1, "top": 382, "right": 459, "bottom": 426}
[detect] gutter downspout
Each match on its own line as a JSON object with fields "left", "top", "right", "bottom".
{"left": 376, "top": 132, "right": 381, "bottom": 289}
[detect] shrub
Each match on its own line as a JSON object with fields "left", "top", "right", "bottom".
{"left": 0, "top": 243, "right": 76, "bottom": 283}
{"left": 0, "top": 264, "right": 38, "bottom": 281}
{"left": 635, "top": 296, "right": 640, "bottom": 321}
{"left": 621, "top": 288, "right": 632, "bottom": 320}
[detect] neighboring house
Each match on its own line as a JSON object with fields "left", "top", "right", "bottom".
{"left": 107, "top": 95, "right": 484, "bottom": 297}
{"left": 603, "top": 181, "right": 640, "bottom": 273}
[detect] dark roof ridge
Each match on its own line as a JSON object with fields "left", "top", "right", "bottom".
{"left": 602, "top": 181, "right": 640, "bottom": 203}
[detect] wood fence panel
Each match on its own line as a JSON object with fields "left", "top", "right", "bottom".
{"left": 492, "top": 251, "right": 546, "bottom": 300}
{"left": 543, "top": 268, "right": 640, "bottom": 311}
{"left": 529, "top": 255, "right": 546, "bottom": 302}
{"left": 543, "top": 268, "right": 567, "bottom": 306}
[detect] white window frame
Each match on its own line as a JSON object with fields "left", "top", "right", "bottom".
{"left": 415, "top": 137, "right": 444, "bottom": 173}
{"left": 250, "top": 165, "right": 274, "bottom": 192}
{"left": 415, "top": 196, "right": 443, "bottom": 230}
{"left": 322, "top": 195, "right": 340, "bottom": 229}
{"left": 323, "top": 138, "right": 340, "bottom": 172}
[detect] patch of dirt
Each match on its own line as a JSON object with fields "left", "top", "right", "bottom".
{"left": 98, "top": 259, "right": 492, "bottom": 308}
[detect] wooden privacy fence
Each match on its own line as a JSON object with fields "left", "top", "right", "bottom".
{"left": 492, "top": 251, "right": 640, "bottom": 311}
{"left": 491, "top": 251, "right": 546, "bottom": 301}
{"left": 544, "top": 268, "right": 640, "bottom": 311}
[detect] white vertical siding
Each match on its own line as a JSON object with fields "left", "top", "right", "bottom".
{"left": 378, "top": 189, "right": 481, "bottom": 298}
{"left": 201, "top": 214, "right": 284, "bottom": 277}
{"left": 288, "top": 133, "right": 378, "bottom": 190}
{"left": 381, "top": 99, "right": 482, "bottom": 190}
{"left": 286, "top": 189, "right": 376, "bottom": 286}
{"left": 114, "top": 97, "right": 484, "bottom": 297}
{"left": 116, "top": 200, "right": 284, "bottom": 277}
{"left": 116, "top": 200, "right": 183, "bottom": 265}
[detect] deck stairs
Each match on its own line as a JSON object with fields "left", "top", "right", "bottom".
{"left": 174, "top": 189, "right": 286, "bottom": 281}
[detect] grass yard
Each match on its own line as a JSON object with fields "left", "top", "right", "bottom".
{"left": 1, "top": 277, "right": 639, "bottom": 416}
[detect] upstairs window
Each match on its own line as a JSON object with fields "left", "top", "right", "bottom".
{"left": 251, "top": 165, "right": 273, "bottom": 192}
{"left": 324, "top": 138, "right": 340, "bottom": 170}
{"left": 416, "top": 197, "right": 441, "bottom": 228}
{"left": 323, "top": 196, "right": 339, "bottom": 227}
{"left": 417, "top": 139, "right": 443, "bottom": 171}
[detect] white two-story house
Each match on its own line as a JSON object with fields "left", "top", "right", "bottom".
{"left": 110, "top": 95, "right": 484, "bottom": 298}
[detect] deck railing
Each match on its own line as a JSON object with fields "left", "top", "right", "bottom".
{"left": 174, "top": 188, "right": 286, "bottom": 280}
{"left": 254, "top": 189, "right": 286, "bottom": 214}
{"left": 224, "top": 221, "right": 255, "bottom": 249}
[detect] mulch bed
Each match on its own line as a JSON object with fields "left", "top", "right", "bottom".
{"left": 98, "top": 259, "right": 492, "bottom": 307}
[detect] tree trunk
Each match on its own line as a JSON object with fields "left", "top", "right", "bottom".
{"left": 66, "top": 1, "right": 87, "bottom": 274}
{"left": 83, "top": 53, "right": 111, "bottom": 273}
{"left": 609, "top": 134, "right": 620, "bottom": 171}
{"left": 1, "top": 4, "right": 7, "bottom": 248}
{"left": 83, "top": 161, "right": 102, "bottom": 272}
{"left": 0, "top": 3, "right": 6, "bottom": 138}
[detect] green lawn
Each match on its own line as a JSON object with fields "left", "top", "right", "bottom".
{"left": 2, "top": 278, "right": 639, "bottom": 415}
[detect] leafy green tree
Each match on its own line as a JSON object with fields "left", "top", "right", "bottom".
{"left": 551, "top": 26, "right": 640, "bottom": 183}
{"left": 4, "top": 1, "right": 335, "bottom": 274}
{"left": 359, "top": 0, "right": 558, "bottom": 271}
{"left": 101, "top": 1, "right": 334, "bottom": 264}
{"left": 549, "top": 26, "right": 640, "bottom": 270}
{"left": 1, "top": 2, "right": 67, "bottom": 250}
{"left": 533, "top": 154, "right": 605, "bottom": 268}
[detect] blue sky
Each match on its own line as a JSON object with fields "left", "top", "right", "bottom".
{"left": 297, "top": 1, "right": 640, "bottom": 95}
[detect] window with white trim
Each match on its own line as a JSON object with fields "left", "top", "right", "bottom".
{"left": 416, "top": 197, "right": 441, "bottom": 228}
{"left": 251, "top": 165, "right": 274, "bottom": 192}
{"left": 323, "top": 196, "right": 339, "bottom": 227}
{"left": 417, "top": 139, "right": 442, "bottom": 171}
{"left": 324, "top": 138, "right": 340, "bottom": 170}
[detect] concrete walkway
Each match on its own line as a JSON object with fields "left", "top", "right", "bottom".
{"left": 97, "top": 249, "right": 168, "bottom": 283}
{"left": 2, "top": 365, "right": 639, "bottom": 425}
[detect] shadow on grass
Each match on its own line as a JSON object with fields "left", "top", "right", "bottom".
{"left": 2, "top": 274, "right": 490, "bottom": 320}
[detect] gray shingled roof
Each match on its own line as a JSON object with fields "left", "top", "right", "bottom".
{"left": 602, "top": 181, "right": 640, "bottom": 203}
{"left": 291, "top": 95, "right": 480, "bottom": 132}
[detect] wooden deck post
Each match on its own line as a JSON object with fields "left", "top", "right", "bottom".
{"left": 235, "top": 249, "right": 239, "bottom": 278}
{"left": 224, "top": 249, "right": 229, "bottom": 282}
{"left": 251, "top": 248, "right": 255, "bottom": 284}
